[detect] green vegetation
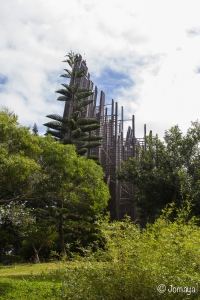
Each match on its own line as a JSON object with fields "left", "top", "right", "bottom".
{"left": 118, "top": 123, "right": 200, "bottom": 223}
{"left": 0, "top": 262, "right": 64, "bottom": 300}
{"left": 1, "top": 202, "right": 200, "bottom": 299}
{"left": 0, "top": 108, "right": 110, "bottom": 262}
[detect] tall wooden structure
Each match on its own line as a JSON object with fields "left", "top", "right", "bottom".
{"left": 63, "top": 55, "right": 147, "bottom": 220}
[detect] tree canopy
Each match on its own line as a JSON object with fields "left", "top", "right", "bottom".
{"left": 117, "top": 122, "right": 200, "bottom": 223}
{"left": 0, "top": 109, "right": 41, "bottom": 204}
{"left": 0, "top": 109, "right": 110, "bottom": 260}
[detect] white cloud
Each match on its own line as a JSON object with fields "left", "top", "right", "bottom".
{"left": 186, "top": 27, "right": 200, "bottom": 37}
{"left": 1, "top": 0, "right": 200, "bottom": 138}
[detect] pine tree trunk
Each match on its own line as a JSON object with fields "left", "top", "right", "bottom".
{"left": 0, "top": 247, "right": 2, "bottom": 263}
{"left": 58, "top": 212, "right": 66, "bottom": 255}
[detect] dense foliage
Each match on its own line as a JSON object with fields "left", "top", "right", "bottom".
{"left": 1, "top": 201, "right": 200, "bottom": 300}
{"left": 0, "top": 109, "right": 42, "bottom": 205}
{"left": 117, "top": 123, "right": 200, "bottom": 222}
{"left": 0, "top": 109, "right": 110, "bottom": 262}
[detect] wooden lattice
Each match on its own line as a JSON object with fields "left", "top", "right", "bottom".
{"left": 63, "top": 55, "right": 148, "bottom": 220}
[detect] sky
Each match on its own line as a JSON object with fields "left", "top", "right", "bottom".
{"left": 0, "top": 0, "right": 200, "bottom": 139}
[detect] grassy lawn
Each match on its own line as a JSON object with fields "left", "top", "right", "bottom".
{"left": 0, "top": 262, "right": 67, "bottom": 300}
{"left": 0, "top": 261, "right": 64, "bottom": 277}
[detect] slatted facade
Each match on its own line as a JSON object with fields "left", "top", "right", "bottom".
{"left": 63, "top": 55, "right": 147, "bottom": 220}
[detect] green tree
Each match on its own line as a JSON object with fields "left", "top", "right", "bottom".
{"left": 32, "top": 123, "right": 39, "bottom": 136}
{"left": 0, "top": 109, "right": 41, "bottom": 204}
{"left": 117, "top": 122, "right": 200, "bottom": 223}
{"left": 44, "top": 51, "right": 102, "bottom": 161}
{"left": 0, "top": 109, "right": 110, "bottom": 256}
{"left": 0, "top": 203, "right": 56, "bottom": 263}
{"left": 0, "top": 206, "right": 22, "bottom": 261}
{"left": 0, "top": 111, "right": 109, "bottom": 254}
{"left": 22, "top": 221, "right": 56, "bottom": 263}
{"left": 31, "top": 136, "right": 110, "bottom": 255}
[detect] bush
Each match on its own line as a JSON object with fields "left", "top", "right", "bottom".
{"left": 2, "top": 201, "right": 200, "bottom": 299}
{"left": 54, "top": 201, "right": 200, "bottom": 299}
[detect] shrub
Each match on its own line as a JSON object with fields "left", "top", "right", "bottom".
{"left": 2, "top": 201, "right": 200, "bottom": 299}
{"left": 55, "top": 201, "right": 200, "bottom": 299}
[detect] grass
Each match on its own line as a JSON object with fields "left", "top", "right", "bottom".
{"left": 0, "top": 261, "right": 64, "bottom": 277}
{"left": 0, "top": 262, "right": 66, "bottom": 300}
{"left": 0, "top": 261, "right": 110, "bottom": 300}
{"left": 0, "top": 261, "right": 113, "bottom": 300}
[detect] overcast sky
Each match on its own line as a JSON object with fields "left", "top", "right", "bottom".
{"left": 1, "top": 0, "right": 200, "bottom": 139}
